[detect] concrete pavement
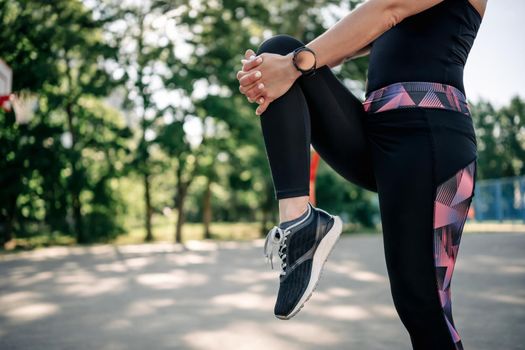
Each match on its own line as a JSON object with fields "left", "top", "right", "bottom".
{"left": 1, "top": 232, "right": 524, "bottom": 350}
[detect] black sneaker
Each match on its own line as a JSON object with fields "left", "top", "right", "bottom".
{"left": 264, "top": 202, "right": 343, "bottom": 319}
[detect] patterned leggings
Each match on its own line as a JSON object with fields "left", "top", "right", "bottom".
{"left": 256, "top": 34, "right": 477, "bottom": 350}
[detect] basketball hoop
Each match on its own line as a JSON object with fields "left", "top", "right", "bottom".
{"left": 0, "top": 94, "right": 11, "bottom": 111}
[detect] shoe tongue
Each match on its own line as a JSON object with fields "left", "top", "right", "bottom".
{"left": 279, "top": 203, "right": 312, "bottom": 231}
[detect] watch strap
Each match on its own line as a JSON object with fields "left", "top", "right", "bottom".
{"left": 292, "top": 46, "right": 317, "bottom": 77}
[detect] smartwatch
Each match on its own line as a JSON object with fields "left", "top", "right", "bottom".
{"left": 292, "top": 46, "right": 317, "bottom": 77}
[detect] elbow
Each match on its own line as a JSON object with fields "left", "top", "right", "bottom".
{"left": 383, "top": 0, "right": 407, "bottom": 29}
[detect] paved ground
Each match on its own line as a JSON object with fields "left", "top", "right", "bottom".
{"left": 1, "top": 232, "right": 524, "bottom": 350}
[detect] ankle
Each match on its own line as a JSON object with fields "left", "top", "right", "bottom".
{"left": 279, "top": 196, "right": 310, "bottom": 223}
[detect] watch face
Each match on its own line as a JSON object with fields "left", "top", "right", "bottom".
{"left": 296, "top": 50, "right": 316, "bottom": 71}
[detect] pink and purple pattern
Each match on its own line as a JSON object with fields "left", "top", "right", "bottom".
{"left": 363, "top": 82, "right": 470, "bottom": 115}
{"left": 433, "top": 159, "right": 476, "bottom": 350}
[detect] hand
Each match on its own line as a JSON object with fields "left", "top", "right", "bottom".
{"left": 238, "top": 49, "right": 262, "bottom": 104}
{"left": 237, "top": 49, "right": 301, "bottom": 115}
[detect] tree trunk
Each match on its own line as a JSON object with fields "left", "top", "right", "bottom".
{"left": 144, "top": 173, "right": 153, "bottom": 242}
{"left": 202, "top": 178, "right": 212, "bottom": 239}
{"left": 0, "top": 220, "right": 13, "bottom": 246}
{"left": 0, "top": 194, "right": 17, "bottom": 246}
{"left": 174, "top": 183, "right": 188, "bottom": 244}
{"left": 71, "top": 191, "right": 84, "bottom": 242}
{"left": 260, "top": 181, "right": 275, "bottom": 237}
{"left": 135, "top": 14, "right": 154, "bottom": 243}
{"left": 65, "top": 99, "right": 85, "bottom": 243}
{"left": 260, "top": 207, "right": 269, "bottom": 237}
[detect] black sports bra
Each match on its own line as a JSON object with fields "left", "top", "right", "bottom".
{"left": 366, "top": 0, "right": 482, "bottom": 96}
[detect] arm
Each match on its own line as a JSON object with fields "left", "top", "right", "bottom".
{"left": 328, "top": 44, "right": 372, "bottom": 68}
{"left": 308, "top": 0, "right": 445, "bottom": 68}
{"left": 238, "top": 0, "right": 446, "bottom": 115}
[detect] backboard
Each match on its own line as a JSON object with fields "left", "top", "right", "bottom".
{"left": 0, "top": 59, "right": 12, "bottom": 96}
{"left": 0, "top": 59, "right": 12, "bottom": 111}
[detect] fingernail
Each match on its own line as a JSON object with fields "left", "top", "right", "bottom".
{"left": 256, "top": 57, "right": 262, "bottom": 63}
{"left": 255, "top": 71, "right": 261, "bottom": 78}
{"left": 250, "top": 55, "right": 256, "bottom": 60}
{"left": 258, "top": 83, "right": 264, "bottom": 89}
{"left": 259, "top": 97, "right": 264, "bottom": 103}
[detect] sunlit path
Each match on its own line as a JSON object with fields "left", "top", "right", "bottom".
{"left": 1, "top": 233, "right": 524, "bottom": 350}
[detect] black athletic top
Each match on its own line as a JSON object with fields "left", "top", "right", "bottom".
{"left": 366, "top": 0, "right": 482, "bottom": 96}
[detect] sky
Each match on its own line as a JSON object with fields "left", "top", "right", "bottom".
{"left": 463, "top": 0, "right": 525, "bottom": 106}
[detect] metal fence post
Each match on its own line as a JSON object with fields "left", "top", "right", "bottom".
{"left": 521, "top": 177, "right": 525, "bottom": 223}
{"left": 495, "top": 180, "right": 503, "bottom": 222}
{"left": 473, "top": 192, "right": 482, "bottom": 221}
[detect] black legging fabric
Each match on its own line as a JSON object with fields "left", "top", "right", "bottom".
{"left": 256, "top": 34, "right": 478, "bottom": 350}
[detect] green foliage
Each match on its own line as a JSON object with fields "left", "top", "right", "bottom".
{"left": 471, "top": 96, "right": 525, "bottom": 179}
{"left": 1, "top": 0, "right": 523, "bottom": 248}
{"left": 0, "top": 0, "right": 129, "bottom": 244}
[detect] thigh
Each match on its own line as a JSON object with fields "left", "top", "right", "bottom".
{"left": 257, "top": 34, "right": 376, "bottom": 192}
{"left": 366, "top": 107, "right": 477, "bottom": 348}
{"left": 299, "top": 66, "right": 377, "bottom": 192}
{"left": 368, "top": 108, "right": 440, "bottom": 311}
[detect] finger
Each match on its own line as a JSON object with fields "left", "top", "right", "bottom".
{"left": 236, "top": 70, "right": 250, "bottom": 81}
{"left": 244, "top": 82, "right": 265, "bottom": 100}
{"left": 242, "top": 55, "right": 263, "bottom": 72}
{"left": 247, "top": 94, "right": 264, "bottom": 105}
{"left": 244, "top": 49, "right": 256, "bottom": 60}
{"left": 236, "top": 69, "right": 255, "bottom": 81}
{"left": 239, "top": 70, "right": 262, "bottom": 87}
{"left": 247, "top": 95, "right": 265, "bottom": 106}
{"left": 239, "top": 79, "right": 259, "bottom": 94}
{"left": 240, "top": 79, "right": 264, "bottom": 102}
{"left": 256, "top": 100, "right": 271, "bottom": 116}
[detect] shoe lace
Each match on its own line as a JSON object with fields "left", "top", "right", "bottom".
{"left": 263, "top": 226, "right": 291, "bottom": 276}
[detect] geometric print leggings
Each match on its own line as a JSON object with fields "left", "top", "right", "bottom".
{"left": 256, "top": 34, "right": 477, "bottom": 350}
{"left": 365, "top": 81, "right": 477, "bottom": 350}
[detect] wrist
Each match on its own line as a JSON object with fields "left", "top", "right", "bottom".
{"left": 286, "top": 52, "right": 302, "bottom": 80}
{"left": 292, "top": 46, "right": 317, "bottom": 77}
{"left": 284, "top": 52, "right": 302, "bottom": 80}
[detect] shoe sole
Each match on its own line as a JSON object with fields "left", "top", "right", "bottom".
{"left": 276, "top": 215, "right": 343, "bottom": 320}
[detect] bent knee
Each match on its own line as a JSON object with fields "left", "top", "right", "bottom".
{"left": 256, "top": 34, "right": 304, "bottom": 56}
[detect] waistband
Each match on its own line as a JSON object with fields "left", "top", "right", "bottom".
{"left": 363, "top": 82, "right": 470, "bottom": 115}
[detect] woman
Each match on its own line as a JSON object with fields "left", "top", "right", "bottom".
{"left": 237, "top": 0, "right": 486, "bottom": 349}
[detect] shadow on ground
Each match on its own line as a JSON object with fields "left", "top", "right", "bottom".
{"left": 1, "top": 232, "right": 524, "bottom": 350}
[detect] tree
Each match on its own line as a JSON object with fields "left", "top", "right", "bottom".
{"left": 471, "top": 96, "right": 525, "bottom": 179}
{"left": 0, "top": 0, "right": 128, "bottom": 244}
{"left": 168, "top": 0, "right": 372, "bottom": 240}
{"left": 104, "top": 0, "right": 181, "bottom": 241}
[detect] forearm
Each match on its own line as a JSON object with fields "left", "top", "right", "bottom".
{"left": 328, "top": 44, "right": 371, "bottom": 68}
{"left": 307, "top": 0, "right": 444, "bottom": 68}
{"left": 351, "top": 44, "right": 372, "bottom": 59}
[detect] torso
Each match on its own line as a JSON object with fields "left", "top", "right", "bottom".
{"left": 366, "top": 0, "right": 485, "bottom": 96}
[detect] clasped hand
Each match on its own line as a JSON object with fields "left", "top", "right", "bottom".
{"left": 236, "top": 49, "right": 300, "bottom": 115}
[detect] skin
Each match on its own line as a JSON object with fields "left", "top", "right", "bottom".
{"left": 237, "top": 0, "right": 487, "bottom": 223}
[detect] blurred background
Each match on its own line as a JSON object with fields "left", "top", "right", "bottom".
{"left": 0, "top": 0, "right": 523, "bottom": 349}
{"left": 1, "top": 0, "right": 524, "bottom": 248}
